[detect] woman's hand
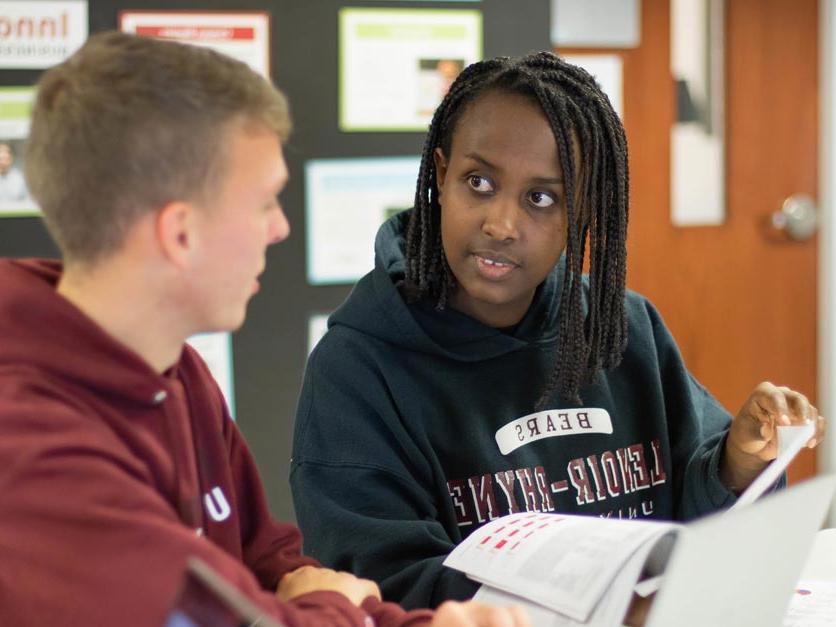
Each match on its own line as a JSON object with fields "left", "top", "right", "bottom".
{"left": 722, "top": 381, "right": 825, "bottom": 492}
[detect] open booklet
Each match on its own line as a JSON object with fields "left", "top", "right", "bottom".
{"left": 443, "top": 423, "right": 818, "bottom": 627}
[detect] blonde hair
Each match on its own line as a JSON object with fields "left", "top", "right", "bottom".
{"left": 26, "top": 31, "right": 291, "bottom": 264}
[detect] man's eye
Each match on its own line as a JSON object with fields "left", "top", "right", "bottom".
{"left": 529, "top": 191, "right": 556, "bottom": 208}
{"left": 467, "top": 175, "right": 494, "bottom": 193}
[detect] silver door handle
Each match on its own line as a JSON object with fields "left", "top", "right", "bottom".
{"left": 771, "top": 194, "right": 818, "bottom": 241}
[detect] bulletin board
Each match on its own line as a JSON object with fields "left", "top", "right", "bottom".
{"left": 0, "top": 0, "right": 552, "bottom": 523}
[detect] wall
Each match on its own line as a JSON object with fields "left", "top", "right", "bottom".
{"left": 0, "top": 0, "right": 551, "bottom": 522}
{"left": 819, "top": 0, "right": 835, "bottom": 524}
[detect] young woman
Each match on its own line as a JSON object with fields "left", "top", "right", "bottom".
{"left": 290, "top": 52, "right": 825, "bottom": 610}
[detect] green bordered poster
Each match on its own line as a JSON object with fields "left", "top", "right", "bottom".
{"left": 0, "top": 87, "right": 38, "bottom": 217}
{"left": 339, "top": 8, "right": 482, "bottom": 132}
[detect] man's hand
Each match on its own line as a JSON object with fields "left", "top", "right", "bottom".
{"left": 722, "top": 381, "right": 826, "bottom": 492}
{"left": 430, "top": 601, "right": 530, "bottom": 627}
{"left": 275, "top": 565, "right": 381, "bottom": 606}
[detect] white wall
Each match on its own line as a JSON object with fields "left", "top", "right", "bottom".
{"left": 819, "top": 0, "right": 836, "bottom": 525}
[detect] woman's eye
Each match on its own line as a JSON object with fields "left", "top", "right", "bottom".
{"left": 467, "top": 175, "right": 494, "bottom": 193}
{"left": 529, "top": 190, "right": 556, "bottom": 208}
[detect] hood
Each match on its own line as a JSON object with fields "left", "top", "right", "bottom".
{"left": 328, "top": 211, "right": 564, "bottom": 363}
{"left": 0, "top": 258, "right": 174, "bottom": 406}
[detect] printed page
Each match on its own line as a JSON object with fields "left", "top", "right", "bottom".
{"left": 635, "top": 423, "right": 816, "bottom": 598}
{"left": 784, "top": 581, "right": 836, "bottom": 627}
{"left": 474, "top": 531, "right": 665, "bottom": 627}
{"left": 444, "top": 512, "right": 677, "bottom": 622}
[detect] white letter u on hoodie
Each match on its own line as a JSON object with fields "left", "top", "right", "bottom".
{"left": 203, "top": 487, "right": 231, "bottom": 522}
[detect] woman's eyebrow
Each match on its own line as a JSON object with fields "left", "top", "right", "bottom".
{"left": 463, "top": 152, "right": 564, "bottom": 184}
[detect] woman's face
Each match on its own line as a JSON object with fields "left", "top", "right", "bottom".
{"left": 435, "top": 90, "right": 570, "bottom": 328}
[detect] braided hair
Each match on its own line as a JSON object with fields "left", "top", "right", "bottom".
{"left": 404, "top": 51, "right": 629, "bottom": 407}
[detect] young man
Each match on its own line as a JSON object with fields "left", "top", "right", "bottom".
{"left": 0, "top": 32, "right": 527, "bottom": 627}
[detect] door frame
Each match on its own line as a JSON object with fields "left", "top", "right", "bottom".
{"left": 819, "top": 0, "right": 835, "bottom": 523}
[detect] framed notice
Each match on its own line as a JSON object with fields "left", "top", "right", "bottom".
{"left": 120, "top": 11, "right": 271, "bottom": 78}
{"left": 0, "top": 87, "right": 38, "bottom": 217}
{"left": 552, "top": 0, "right": 640, "bottom": 48}
{"left": 186, "top": 332, "right": 236, "bottom": 419}
{"left": 339, "top": 8, "right": 482, "bottom": 131}
{"left": 0, "top": 1, "right": 88, "bottom": 69}
{"left": 306, "top": 156, "right": 420, "bottom": 285}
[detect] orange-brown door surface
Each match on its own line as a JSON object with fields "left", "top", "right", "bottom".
{"left": 561, "top": 0, "right": 818, "bottom": 482}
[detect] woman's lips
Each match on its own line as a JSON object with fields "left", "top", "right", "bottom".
{"left": 473, "top": 253, "right": 518, "bottom": 279}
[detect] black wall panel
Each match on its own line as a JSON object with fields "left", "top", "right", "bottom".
{"left": 0, "top": 0, "right": 550, "bottom": 522}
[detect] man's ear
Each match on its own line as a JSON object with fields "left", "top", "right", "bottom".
{"left": 155, "top": 201, "right": 197, "bottom": 269}
{"left": 433, "top": 147, "right": 449, "bottom": 192}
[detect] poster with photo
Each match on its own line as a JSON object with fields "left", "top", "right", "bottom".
{"left": 186, "top": 332, "right": 236, "bottom": 419}
{"left": 0, "top": 0, "right": 88, "bottom": 69}
{"left": 0, "top": 87, "right": 38, "bottom": 217}
{"left": 306, "top": 156, "right": 420, "bottom": 285}
{"left": 340, "top": 8, "right": 482, "bottom": 131}
{"left": 120, "top": 11, "right": 271, "bottom": 78}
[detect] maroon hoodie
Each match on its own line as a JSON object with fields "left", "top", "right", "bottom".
{"left": 0, "top": 259, "right": 432, "bottom": 627}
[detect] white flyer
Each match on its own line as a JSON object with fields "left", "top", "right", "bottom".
{"left": 305, "top": 156, "right": 419, "bottom": 285}
{"left": 120, "top": 11, "right": 271, "bottom": 78}
{"left": 0, "top": 1, "right": 88, "bottom": 69}
{"left": 186, "top": 332, "right": 236, "bottom": 419}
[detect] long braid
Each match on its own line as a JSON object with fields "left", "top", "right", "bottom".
{"left": 404, "top": 51, "right": 629, "bottom": 406}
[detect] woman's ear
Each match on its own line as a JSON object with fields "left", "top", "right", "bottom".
{"left": 433, "top": 147, "right": 449, "bottom": 192}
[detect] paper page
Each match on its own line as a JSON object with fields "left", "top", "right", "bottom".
{"left": 474, "top": 535, "right": 663, "bottom": 627}
{"left": 784, "top": 581, "right": 836, "bottom": 627}
{"left": 444, "top": 512, "right": 676, "bottom": 622}
{"left": 731, "top": 422, "right": 815, "bottom": 511}
{"left": 635, "top": 423, "right": 815, "bottom": 598}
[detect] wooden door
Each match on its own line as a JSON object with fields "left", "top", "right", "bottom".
{"left": 561, "top": 0, "right": 819, "bottom": 482}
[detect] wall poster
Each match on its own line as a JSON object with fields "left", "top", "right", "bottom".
{"left": 120, "top": 10, "right": 271, "bottom": 77}
{"left": 186, "top": 331, "right": 236, "bottom": 419}
{"left": 0, "top": 0, "right": 88, "bottom": 69}
{"left": 306, "top": 156, "right": 420, "bottom": 285}
{"left": 0, "top": 87, "right": 38, "bottom": 217}
{"left": 339, "top": 8, "right": 482, "bottom": 131}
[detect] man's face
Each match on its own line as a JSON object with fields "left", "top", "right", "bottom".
{"left": 186, "top": 121, "right": 289, "bottom": 332}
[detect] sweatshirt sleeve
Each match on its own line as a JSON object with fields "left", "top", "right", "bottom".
{"left": 223, "top": 413, "right": 436, "bottom": 627}
{"left": 291, "top": 342, "right": 480, "bottom": 610}
{"left": 222, "top": 405, "right": 319, "bottom": 586}
{"left": 0, "top": 392, "right": 410, "bottom": 627}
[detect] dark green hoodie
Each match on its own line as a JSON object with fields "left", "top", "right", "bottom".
{"left": 291, "top": 211, "right": 738, "bottom": 609}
